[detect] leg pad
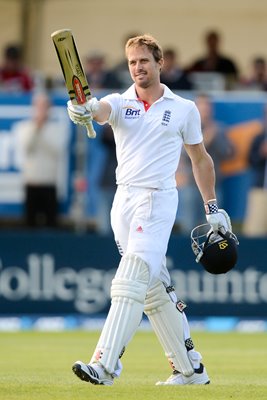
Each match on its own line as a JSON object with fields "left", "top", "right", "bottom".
{"left": 91, "top": 254, "right": 149, "bottom": 374}
{"left": 144, "top": 281, "right": 194, "bottom": 377}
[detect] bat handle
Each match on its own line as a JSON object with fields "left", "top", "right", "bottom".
{"left": 86, "top": 121, "right": 96, "bottom": 139}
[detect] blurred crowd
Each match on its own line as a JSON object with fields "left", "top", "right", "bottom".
{"left": 2, "top": 29, "right": 267, "bottom": 95}
{"left": 53, "top": 29, "right": 267, "bottom": 93}
{"left": 1, "top": 29, "right": 267, "bottom": 237}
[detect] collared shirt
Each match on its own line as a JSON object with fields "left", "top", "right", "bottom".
{"left": 101, "top": 84, "right": 203, "bottom": 189}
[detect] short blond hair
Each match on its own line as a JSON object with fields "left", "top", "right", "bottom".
{"left": 125, "top": 34, "right": 163, "bottom": 62}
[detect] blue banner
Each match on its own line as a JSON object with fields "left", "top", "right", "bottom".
{"left": 0, "top": 232, "right": 266, "bottom": 318}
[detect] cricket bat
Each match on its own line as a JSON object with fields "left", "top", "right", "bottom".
{"left": 51, "top": 29, "right": 96, "bottom": 138}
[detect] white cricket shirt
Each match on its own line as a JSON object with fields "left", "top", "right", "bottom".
{"left": 101, "top": 84, "right": 203, "bottom": 189}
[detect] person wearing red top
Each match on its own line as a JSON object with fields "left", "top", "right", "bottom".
{"left": 0, "top": 44, "right": 33, "bottom": 92}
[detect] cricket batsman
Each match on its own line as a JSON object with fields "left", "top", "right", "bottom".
{"left": 67, "top": 34, "right": 233, "bottom": 386}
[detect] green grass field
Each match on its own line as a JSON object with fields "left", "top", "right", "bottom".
{"left": 1, "top": 330, "right": 267, "bottom": 400}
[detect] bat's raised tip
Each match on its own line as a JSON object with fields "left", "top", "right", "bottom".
{"left": 51, "top": 29, "right": 72, "bottom": 38}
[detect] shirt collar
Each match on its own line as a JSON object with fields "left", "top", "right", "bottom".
{"left": 122, "top": 83, "right": 176, "bottom": 100}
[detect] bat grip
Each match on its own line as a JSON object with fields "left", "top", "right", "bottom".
{"left": 86, "top": 121, "right": 96, "bottom": 139}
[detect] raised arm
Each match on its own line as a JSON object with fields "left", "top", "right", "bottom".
{"left": 67, "top": 98, "right": 112, "bottom": 128}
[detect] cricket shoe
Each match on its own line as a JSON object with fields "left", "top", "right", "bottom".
{"left": 72, "top": 360, "right": 114, "bottom": 386}
{"left": 156, "top": 363, "right": 210, "bottom": 385}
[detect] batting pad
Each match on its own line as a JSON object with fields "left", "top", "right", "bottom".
{"left": 90, "top": 253, "right": 149, "bottom": 374}
{"left": 144, "top": 281, "right": 194, "bottom": 377}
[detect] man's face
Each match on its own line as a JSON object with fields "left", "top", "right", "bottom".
{"left": 206, "top": 34, "right": 219, "bottom": 53}
{"left": 127, "top": 45, "right": 162, "bottom": 88}
{"left": 33, "top": 96, "right": 50, "bottom": 125}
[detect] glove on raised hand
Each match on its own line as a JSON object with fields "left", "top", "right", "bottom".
{"left": 67, "top": 97, "right": 100, "bottom": 126}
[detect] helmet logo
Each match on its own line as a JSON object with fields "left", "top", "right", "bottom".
{"left": 219, "top": 240, "right": 228, "bottom": 250}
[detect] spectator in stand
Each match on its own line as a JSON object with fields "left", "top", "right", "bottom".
{"left": 84, "top": 50, "right": 121, "bottom": 90}
{"left": 160, "top": 48, "right": 192, "bottom": 91}
{"left": 243, "top": 127, "right": 267, "bottom": 236}
{"left": 176, "top": 93, "right": 234, "bottom": 233}
{"left": 14, "top": 92, "right": 69, "bottom": 228}
{"left": 98, "top": 124, "right": 117, "bottom": 235}
{"left": 240, "top": 56, "right": 267, "bottom": 91}
{"left": 0, "top": 44, "right": 34, "bottom": 92}
{"left": 82, "top": 51, "right": 120, "bottom": 229}
{"left": 188, "top": 30, "right": 239, "bottom": 89}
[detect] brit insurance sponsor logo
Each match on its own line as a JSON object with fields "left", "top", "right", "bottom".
{"left": 123, "top": 105, "right": 141, "bottom": 119}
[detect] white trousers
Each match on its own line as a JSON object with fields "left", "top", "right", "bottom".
{"left": 111, "top": 185, "right": 178, "bottom": 287}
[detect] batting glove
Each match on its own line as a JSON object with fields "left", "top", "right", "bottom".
{"left": 67, "top": 97, "right": 100, "bottom": 126}
{"left": 205, "top": 199, "right": 232, "bottom": 233}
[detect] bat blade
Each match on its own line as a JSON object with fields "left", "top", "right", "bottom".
{"left": 51, "top": 29, "right": 96, "bottom": 138}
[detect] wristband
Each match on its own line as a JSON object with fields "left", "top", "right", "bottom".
{"left": 204, "top": 199, "right": 218, "bottom": 214}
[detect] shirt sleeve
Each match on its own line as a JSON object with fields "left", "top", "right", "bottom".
{"left": 180, "top": 103, "right": 203, "bottom": 144}
{"left": 100, "top": 92, "right": 121, "bottom": 126}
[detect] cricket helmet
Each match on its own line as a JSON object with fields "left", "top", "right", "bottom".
{"left": 191, "top": 223, "right": 239, "bottom": 274}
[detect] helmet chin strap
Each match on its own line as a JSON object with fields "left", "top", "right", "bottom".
{"left": 195, "top": 251, "right": 203, "bottom": 263}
